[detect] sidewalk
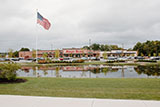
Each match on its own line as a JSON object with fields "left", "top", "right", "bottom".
{"left": 0, "top": 95, "right": 160, "bottom": 107}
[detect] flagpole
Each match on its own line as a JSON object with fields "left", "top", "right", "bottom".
{"left": 36, "top": 9, "right": 38, "bottom": 63}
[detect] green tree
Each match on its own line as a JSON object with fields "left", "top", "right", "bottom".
{"left": 110, "top": 45, "right": 119, "bottom": 50}
{"left": 13, "top": 51, "right": 19, "bottom": 57}
{"left": 32, "top": 49, "right": 36, "bottom": 58}
{"left": 153, "top": 53, "right": 156, "bottom": 57}
{"left": 90, "top": 43, "right": 100, "bottom": 50}
{"left": 8, "top": 49, "right": 13, "bottom": 58}
{"left": 42, "top": 53, "right": 48, "bottom": 60}
{"left": 19, "top": 48, "right": 30, "bottom": 51}
{"left": 148, "top": 53, "right": 151, "bottom": 57}
{"left": 83, "top": 46, "right": 90, "bottom": 50}
{"left": 55, "top": 50, "right": 59, "bottom": 58}
{"left": 141, "top": 53, "right": 144, "bottom": 57}
{"left": 133, "top": 40, "right": 160, "bottom": 56}
{"left": 103, "top": 51, "right": 107, "bottom": 59}
{"left": 103, "top": 44, "right": 111, "bottom": 51}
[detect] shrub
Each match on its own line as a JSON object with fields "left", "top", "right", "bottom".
{"left": 38, "top": 59, "right": 85, "bottom": 64}
{"left": 136, "top": 60, "right": 157, "bottom": 63}
{"left": 106, "top": 60, "right": 115, "bottom": 63}
{"left": 0, "top": 63, "right": 20, "bottom": 81}
{"left": 106, "top": 60, "right": 125, "bottom": 63}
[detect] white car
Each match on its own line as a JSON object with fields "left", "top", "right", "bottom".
{"left": 100, "top": 59, "right": 107, "bottom": 62}
{"left": 81, "top": 57, "right": 88, "bottom": 60}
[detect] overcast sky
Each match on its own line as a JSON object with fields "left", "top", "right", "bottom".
{"left": 0, "top": 0, "right": 160, "bottom": 52}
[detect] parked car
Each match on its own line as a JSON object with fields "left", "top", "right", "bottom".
{"left": 27, "top": 58, "right": 35, "bottom": 61}
{"left": 100, "top": 58, "right": 107, "bottom": 62}
{"left": 91, "top": 57, "right": 97, "bottom": 60}
{"left": 4, "top": 58, "right": 10, "bottom": 61}
{"left": 18, "top": 57, "right": 24, "bottom": 60}
{"left": 135, "top": 56, "right": 144, "bottom": 60}
{"left": 10, "top": 58, "right": 19, "bottom": 61}
{"left": 150, "top": 57, "right": 160, "bottom": 61}
{"left": 0, "top": 58, "right": 5, "bottom": 61}
{"left": 63, "top": 57, "right": 73, "bottom": 62}
{"left": 107, "top": 57, "right": 117, "bottom": 61}
{"left": 117, "top": 57, "right": 127, "bottom": 61}
{"left": 81, "top": 57, "right": 88, "bottom": 60}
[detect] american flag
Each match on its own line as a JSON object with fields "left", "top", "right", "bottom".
{"left": 37, "top": 12, "right": 51, "bottom": 30}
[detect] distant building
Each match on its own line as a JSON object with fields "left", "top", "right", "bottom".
{"left": 19, "top": 48, "right": 100, "bottom": 59}
{"left": 19, "top": 48, "right": 137, "bottom": 59}
{"left": 62, "top": 48, "right": 100, "bottom": 58}
{"left": 99, "top": 50, "right": 137, "bottom": 58}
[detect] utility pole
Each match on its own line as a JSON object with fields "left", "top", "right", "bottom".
{"left": 51, "top": 43, "right": 53, "bottom": 58}
{"left": 89, "top": 39, "right": 91, "bottom": 60}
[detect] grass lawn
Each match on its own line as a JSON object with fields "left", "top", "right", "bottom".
{"left": 0, "top": 78, "right": 160, "bottom": 100}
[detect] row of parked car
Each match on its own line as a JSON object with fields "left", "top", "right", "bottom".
{"left": 0, "top": 58, "right": 36, "bottom": 62}
{"left": 0, "top": 56, "right": 160, "bottom": 62}
{"left": 99, "top": 56, "right": 160, "bottom": 62}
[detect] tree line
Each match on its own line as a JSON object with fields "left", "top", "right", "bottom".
{"left": 133, "top": 40, "right": 160, "bottom": 56}
{"left": 1, "top": 40, "right": 160, "bottom": 58}
{"left": 83, "top": 44, "right": 123, "bottom": 51}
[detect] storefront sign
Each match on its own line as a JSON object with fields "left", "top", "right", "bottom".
{"left": 63, "top": 50, "right": 85, "bottom": 54}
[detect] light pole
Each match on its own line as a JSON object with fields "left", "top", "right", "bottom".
{"left": 89, "top": 39, "right": 91, "bottom": 61}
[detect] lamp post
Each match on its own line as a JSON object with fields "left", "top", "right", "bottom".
{"left": 89, "top": 39, "right": 91, "bottom": 61}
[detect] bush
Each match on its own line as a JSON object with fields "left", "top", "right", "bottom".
{"left": 0, "top": 63, "right": 20, "bottom": 81}
{"left": 106, "top": 60, "right": 125, "bottom": 63}
{"left": 136, "top": 60, "right": 157, "bottom": 63}
{"left": 38, "top": 59, "right": 85, "bottom": 64}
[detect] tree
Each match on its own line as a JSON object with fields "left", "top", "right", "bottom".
{"left": 148, "top": 53, "right": 151, "bottom": 57}
{"left": 19, "top": 48, "right": 30, "bottom": 51}
{"left": 83, "top": 44, "right": 122, "bottom": 51}
{"left": 133, "top": 40, "right": 160, "bottom": 56}
{"left": 83, "top": 46, "right": 90, "bottom": 50}
{"left": 32, "top": 49, "right": 36, "bottom": 58}
{"left": 8, "top": 49, "right": 13, "bottom": 58}
{"left": 90, "top": 43, "right": 100, "bottom": 50}
{"left": 55, "top": 50, "right": 59, "bottom": 58}
{"left": 104, "top": 45, "right": 111, "bottom": 51}
{"left": 103, "top": 52, "right": 107, "bottom": 59}
{"left": 13, "top": 51, "right": 19, "bottom": 57}
{"left": 141, "top": 53, "right": 144, "bottom": 57}
{"left": 100, "top": 44, "right": 105, "bottom": 51}
{"left": 153, "top": 53, "right": 156, "bottom": 57}
{"left": 81, "top": 48, "right": 85, "bottom": 57}
{"left": 42, "top": 53, "right": 48, "bottom": 59}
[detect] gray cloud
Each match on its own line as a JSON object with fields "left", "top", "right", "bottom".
{"left": 0, "top": 0, "right": 160, "bottom": 52}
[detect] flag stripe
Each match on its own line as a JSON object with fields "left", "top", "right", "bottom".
{"left": 37, "top": 12, "right": 51, "bottom": 30}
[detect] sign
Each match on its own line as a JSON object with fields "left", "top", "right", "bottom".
{"left": 63, "top": 50, "right": 86, "bottom": 54}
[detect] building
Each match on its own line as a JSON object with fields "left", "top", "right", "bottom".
{"left": 19, "top": 48, "right": 100, "bottom": 59}
{"left": 99, "top": 50, "right": 137, "bottom": 58}
{"left": 19, "top": 48, "right": 137, "bottom": 59}
{"left": 62, "top": 48, "right": 100, "bottom": 58}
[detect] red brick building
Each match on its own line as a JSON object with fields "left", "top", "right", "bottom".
{"left": 19, "top": 48, "right": 100, "bottom": 59}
